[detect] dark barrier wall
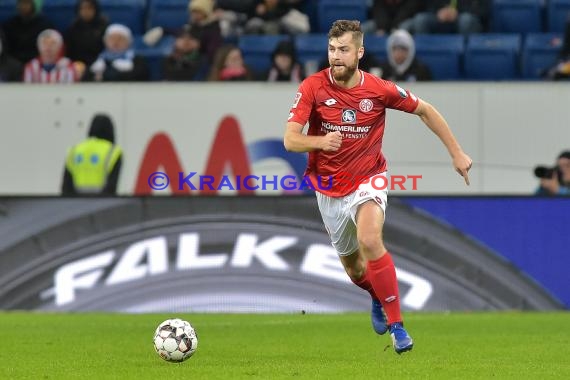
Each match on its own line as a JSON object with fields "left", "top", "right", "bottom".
{"left": 0, "top": 197, "right": 564, "bottom": 312}
{"left": 403, "top": 197, "right": 570, "bottom": 308}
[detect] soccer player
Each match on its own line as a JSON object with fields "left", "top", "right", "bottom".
{"left": 283, "top": 20, "right": 472, "bottom": 354}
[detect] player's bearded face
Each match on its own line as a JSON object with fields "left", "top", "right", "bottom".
{"left": 328, "top": 37, "right": 360, "bottom": 82}
{"left": 330, "top": 55, "right": 358, "bottom": 81}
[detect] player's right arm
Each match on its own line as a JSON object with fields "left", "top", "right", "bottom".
{"left": 283, "top": 77, "right": 342, "bottom": 153}
{"left": 284, "top": 122, "right": 341, "bottom": 152}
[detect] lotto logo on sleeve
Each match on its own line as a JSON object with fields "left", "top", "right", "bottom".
{"left": 292, "top": 92, "right": 302, "bottom": 108}
{"left": 341, "top": 109, "right": 356, "bottom": 124}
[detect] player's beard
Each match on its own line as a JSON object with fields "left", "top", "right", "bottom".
{"left": 330, "top": 57, "right": 358, "bottom": 82}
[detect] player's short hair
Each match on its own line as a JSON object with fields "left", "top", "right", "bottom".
{"left": 328, "top": 20, "right": 363, "bottom": 48}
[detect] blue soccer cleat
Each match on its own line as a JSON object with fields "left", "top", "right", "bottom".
{"left": 390, "top": 322, "right": 414, "bottom": 354}
{"left": 371, "top": 299, "right": 388, "bottom": 335}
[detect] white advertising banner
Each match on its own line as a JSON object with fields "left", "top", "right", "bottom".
{"left": 0, "top": 82, "right": 568, "bottom": 195}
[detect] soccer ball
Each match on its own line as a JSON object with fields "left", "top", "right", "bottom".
{"left": 153, "top": 318, "right": 198, "bottom": 362}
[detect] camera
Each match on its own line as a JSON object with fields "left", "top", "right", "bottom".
{"left": 534, "top": 166, "right": 558, "bottom": 179}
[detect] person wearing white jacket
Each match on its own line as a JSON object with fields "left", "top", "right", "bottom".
{"left": 83, "top": 23, "right": 149, "bottom": 82}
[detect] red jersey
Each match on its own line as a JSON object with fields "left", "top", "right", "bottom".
{"left": 288, "top": 68, "right": 420, "bottom": 197}
{"left": 24, "top": 57, "right": 77, "bottom": 83}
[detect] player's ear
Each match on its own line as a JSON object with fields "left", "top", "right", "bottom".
{"left": 358, "top": 47, "right": 364, "bottom": 59}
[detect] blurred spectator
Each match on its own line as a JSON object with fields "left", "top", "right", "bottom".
{"left": 24, "top": 29, "right": 78, "bottom": 83}
{"left": 244, "top": 0, "right": 310, "bottom": 35}
{"left": 266, "top": 40, "right": 304, "bottom": 82}
{"left": 65, "top": 0, "right": 109, "bottom": 67}
{"left": 161, "top": 25, "right": 208, "bottom": 81}
{"left": 61, "top": 113, "right": 123, "bottom": 196}
{"left": 545, "top": 21, "right": 570, "bottom": 80}
{"left": 0, "top": 28, "right": 23, "bottom": 82}
{"left": 188, "top": 0, "right": 223, "bottom": 64}
{"left": 364, "top": 0, "right": 424, "bottom": 36}
{"left": 1, "top": 0, "right": 53, "bottom": 63}
{"left": 83, "top": 24, "right": 149, "bottom": 82}
{"left": 378, "top": 29, "right": 432, "bottom": 82}
{"left": 534, "top": 151, "right": 570, "bottom": 196}
{"left": 214, "top": 0, "right": 255, "bottom": 38}
{"left": 144, "top": 0, "right": 222, "bottom": 65}
{"left": 405, "top": 0, "right": 490, "bottom": 35}
{"left": 208, "top": 44, "right": 254, "bottom": 81}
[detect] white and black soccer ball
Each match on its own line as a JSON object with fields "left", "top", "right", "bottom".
{"left": 153, "top": 318, "right": 198, "bottom": 362}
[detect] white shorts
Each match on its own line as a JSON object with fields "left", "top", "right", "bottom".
{"left": 316, "top": 172, "right": 388, "bottom": 256}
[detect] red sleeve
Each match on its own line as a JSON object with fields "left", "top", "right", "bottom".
{"left": 287, "top": 77, "right": 316, "bottom": 125}
{"left": 378, "top": 79, "right": 420, "bottom": 113}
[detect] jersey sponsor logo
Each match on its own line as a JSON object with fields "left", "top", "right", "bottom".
{"left": 321, "top": 122, "right": 371, "bottom": 139}
{"left": 292, "top": 92, "right": 302, "bottom": 108}
{"left": 396, "top": 85, "right": 408, "bottom": 99}
{"left": 359, "top": 99, "right": 373, "bottom": 112}
{"left": 341, "top": 109, "right": 357, "bottom": 124}
{"left": 321, "top": 122, "right": 371, "bottom": 133}
{"left": 324, "top": 98, "right": 337, "bottom": 106}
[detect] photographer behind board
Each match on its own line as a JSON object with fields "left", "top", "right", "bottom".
{"left": 534, "top": 151, "right": 570, "bottom": 196}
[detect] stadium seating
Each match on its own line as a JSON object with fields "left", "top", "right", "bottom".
{"left": 414, "top": 34, "right": 464, "bottom": 80}
{"left": 492, "top": 0, "right": 543, "bottom": 34}
{"left": 0, "top": 0, "right": 16, "bottom": 25}
{"left": 99, "top": 0, "right": 146, "bottom": 35}
{"left": 317, "top": 0, "right": 368, "bottom": 33}
{"left": 465, "top": 34, "right": 521, "bottom": 80}
{"left": 547, "top": 0, "right": 570, "bottom": 33}
{"left": 364, "top": 35, "right": 388, "bottom": 63}
{"left": 147, "top": 0, "right": 188, "bottom": 30}
{"left": 133, "top": 34, "right": 175, "bottom": 81}
{"left": 238, "top": 35, "right": 290, "bottom": 75}
{"left": 294, "top": 33, "right": 328, "bottom": 66}
{"left": 300, "top": 0, "right": 320, "bottom": 33}
{"left": 522, "top": 33, "right": 563, "bottom": 79}
{"left": 2, "top": 0, "right": 569, "bottom": 81}
{"left": 42, "top": 0, "right": 76, "bottom": 32}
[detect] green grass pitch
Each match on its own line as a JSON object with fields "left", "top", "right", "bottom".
{"left": 0, "top": 312, "right": 568, "bottom": 379}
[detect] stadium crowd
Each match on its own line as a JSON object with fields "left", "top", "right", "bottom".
{"left": 1, "top": 0, "right": 569, "bottom": 83}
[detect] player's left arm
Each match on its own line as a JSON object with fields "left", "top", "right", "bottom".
{"left": 413, "top": 99, "right": 473, "bottom": 185}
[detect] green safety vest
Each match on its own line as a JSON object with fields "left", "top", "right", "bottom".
{"left": 65, "top": 138, "right": 122, "bottom": 193}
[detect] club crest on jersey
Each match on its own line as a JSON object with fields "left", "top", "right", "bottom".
{"left": 359, "top": 99, "right": 373, "bottom": 112}
{"left": 342, "top": 109, "right": 357, "bottom": 124}
{"left": 396, "top": 85, "right": 408, "bottom": 98}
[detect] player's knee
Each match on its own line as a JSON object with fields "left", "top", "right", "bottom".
{"left": 357, "top": 234, "right": 383, "bottom": 255}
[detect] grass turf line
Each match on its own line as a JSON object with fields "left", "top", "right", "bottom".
{"left": 0, "top": 312, "right": 568, "bottom": 379}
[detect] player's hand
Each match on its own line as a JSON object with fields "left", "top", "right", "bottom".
{"left": 321, "top": 131, "right": 342, "bottom": 152}
{"left": 453, "top": 151, "right": 473, "bottom": 186}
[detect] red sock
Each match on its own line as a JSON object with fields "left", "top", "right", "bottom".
{"left": 367, "top": 252, "right": 402, "bottom": 325}
{"left": 351, "top": 270, "right": 379, "bottom": 301}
